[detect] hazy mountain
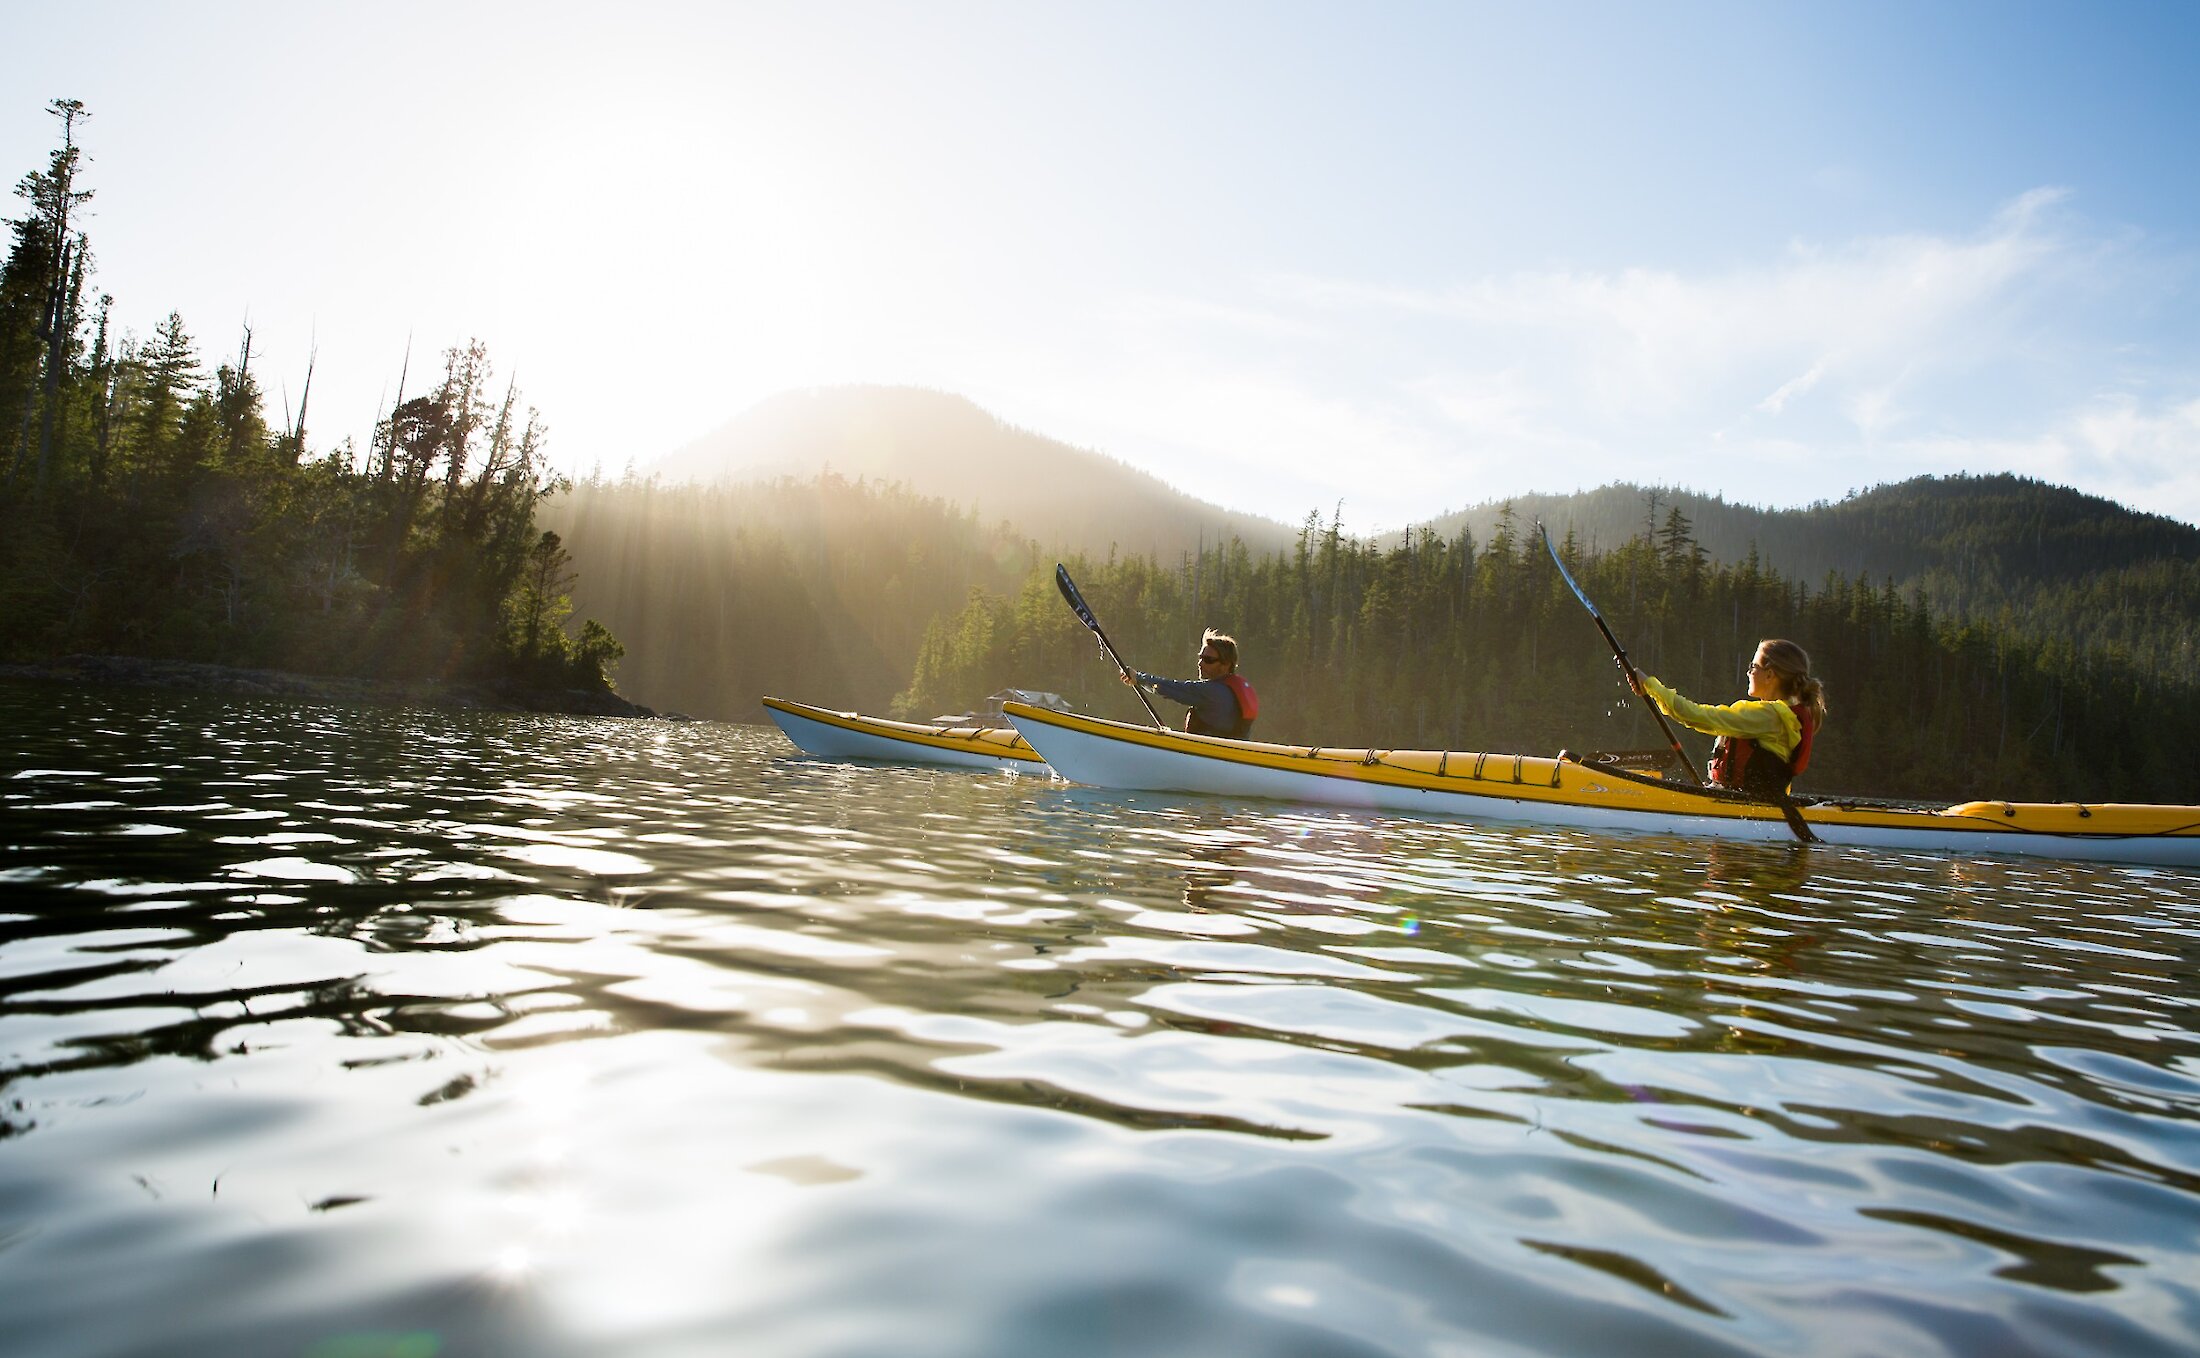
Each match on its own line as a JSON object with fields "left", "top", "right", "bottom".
{"left": 655, "top": 386, "right": 1299, "bottom": 559}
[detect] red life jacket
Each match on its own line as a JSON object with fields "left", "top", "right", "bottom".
{"left": 1188, "top": 674, "right": 1258, "bottom": 739}
{"left": 1709, "top": 701, "right": 1815, "bottom": 797}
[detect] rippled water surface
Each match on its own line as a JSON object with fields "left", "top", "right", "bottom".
{"left": 4, "top": 682, "right": 2199, "bottom": 1358}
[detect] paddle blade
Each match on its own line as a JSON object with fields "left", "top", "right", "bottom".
{"left": 1055, "top": 563, "right": 1100, "bottom": 632}
{"left": 1538, "top": 520, "right": 1600, "bottom": 618}
{"left": 1054, "top": 562, "right": 1166, "bottom": 729}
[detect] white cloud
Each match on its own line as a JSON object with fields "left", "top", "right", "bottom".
{"left": 1014, "top": 187, "right": 2200, "bottom": 529}
{"left": 1757, "top": 362, "right": 1825, "bottom": 415}
{"left": 1370, "top": 187, "right": 2075, "bottom": 433}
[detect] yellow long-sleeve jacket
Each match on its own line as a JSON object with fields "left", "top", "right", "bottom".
{"left": 1638, "top": 674, "right": 1805, "bottom": 764}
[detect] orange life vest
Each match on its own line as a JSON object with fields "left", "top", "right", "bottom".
{"left": 1188, "top": 674, "right": 1258, "bottom": 739}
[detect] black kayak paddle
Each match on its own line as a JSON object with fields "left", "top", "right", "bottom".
{"left": 1537, "top": 521, "right": 1704, "bottom": 789}
{"left": 1055, "top": 563, "right": 1167, "bottom": 729}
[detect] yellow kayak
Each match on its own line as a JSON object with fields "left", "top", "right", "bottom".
{"left": 1002, "top": 702, "right": 2200, "bottom": 867}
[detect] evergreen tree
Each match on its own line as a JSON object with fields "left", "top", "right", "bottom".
{"left": 14, "top": 100, "right": 93, "bottom": 488}
{"left": 509, "top": 529, "right": 578, "bottom": 667}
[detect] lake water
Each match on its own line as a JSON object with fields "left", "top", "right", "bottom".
{"left": 3, "top": 682, "right": 2198, "bottom": 1358}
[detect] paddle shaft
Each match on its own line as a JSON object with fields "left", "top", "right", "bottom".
{"left": 1055, "top": 564, "right": 1167, "bottom": 729}
{"left": 1537, "top": 523, "right": 1706, "bottom": 789}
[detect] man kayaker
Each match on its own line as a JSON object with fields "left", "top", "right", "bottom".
{"left": 1124, "top": 630, "right": 1258, "bottom": 738}
{"left": 1628, "top": 638, "right": 1825, "bottom": 798}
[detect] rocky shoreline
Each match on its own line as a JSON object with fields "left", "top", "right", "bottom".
{"left": 0, "top": 654, "right": 676, "bottom": 719}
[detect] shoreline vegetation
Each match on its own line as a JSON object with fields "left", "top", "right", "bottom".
{"left": 2, "top": 99, "right": 632, "bottom": 718}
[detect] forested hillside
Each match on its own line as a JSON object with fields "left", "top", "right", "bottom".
{"left": 656, "top": 385, "right": 1298, "bottom": 560}
{"left": 535, "top": 455, "right": 2200, "bottom": 801}
{"left": 900, "top": 512, "right": 2200, "bottom": 804}
{"left": 534, "top": 461, "right": 2200, "bottom": 801}
{"left": 1428, "top": 477, "right": 2200, "bottom": 685}
{"left": 0, "top": 100, "right": 619, "bottom": 694}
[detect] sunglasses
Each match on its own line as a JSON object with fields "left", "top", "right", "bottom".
{"left": 1198, "top": 652, "right": 1222, "bottom": 664}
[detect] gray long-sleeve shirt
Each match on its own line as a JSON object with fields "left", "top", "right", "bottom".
{"left": 1135, "top": 673, "right": 1247, "bottom": 736}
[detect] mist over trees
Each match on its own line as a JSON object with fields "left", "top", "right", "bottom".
{"left": 0, "top": 99, "right": 621, "bottom": 693}
{"left": 540, "top": 470, "right": 1036, "bottom": 717}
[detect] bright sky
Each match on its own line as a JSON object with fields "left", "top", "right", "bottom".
{"left": 9, "top": 1, "right": 2199, "bottom": 532}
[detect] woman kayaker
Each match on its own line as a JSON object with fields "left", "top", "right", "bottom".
{"left": 1629, "top": 638, "right": 1824, "bottom": 797}
{"left": 1124, "top": 629, "right": 1258, "bottom": 738}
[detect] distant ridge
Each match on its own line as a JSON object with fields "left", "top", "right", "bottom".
{"left": 1419, "top": 473, "right": 2200, "bottom": 685}
{"left": 655, "top": 386, "right": 1298, "bottom": 559}
{"left": 1418, "top": 474, "right": 2196, "bottom": 587}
